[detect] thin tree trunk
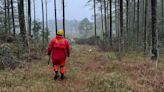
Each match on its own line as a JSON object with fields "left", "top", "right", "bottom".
{"left": 41, "top": 0, "right": 45, "bottom": 46}
{"left": 161, "top": 0, "right": 164, "bottom": 35}
{"left": 11, "top": 0, "right": 15, "bottom": 37}
{"left": 54, "top": 0, "right": 58, "bottom": 34}
{"left": 104, "top": 0, "right": 107, "bottom": 35}
{"left": 107, "top": 0, "right": 109, "bottom": 38}
{"left": 33, "top": 0, "right": 36, "bottom": 24}
{"left": 115, "top": 0, "right": 118, "bottom": 38}
{"left": 151, "top": 0, "right": 158, "bottom": 61}
{"left": 93, "top": 0, "right": 97, "bottom": 40}
{"left": 126, "top": 0, "right": 129, "bottom": 47}
{"left": 28, "top": 0, "right": 31, "bottom": 37}
{"left": 33, "top": 0, "right": 37, "bottom": 41}
{"left": 133, "top": 0, "right": 136, "bottom": 48}
{"left": 109, "top": 0, "right": 112, "bottom": 47}
{"left": 100, "top": 0, "right": 104, "bottom": 40}
{"left": 118, "top": 0, "right": 121, "bottom": 50}
{"left": 18, "top": 0, "right": 28, "bottom": 48}
{"left": 137, "top": 0, "right": 140, "bottom": 45}
{"left": 144, "top": 0, "right": 148, "bottom": 56}
{"left": 4, "top": 0, "right": 7, "bottom": 33}
{"left": 120, "top": 0, "right": 124, "bottom": 52}
{"left": 62, "top": 0, "right": 65, "bottom": 37}
{"left": 7, "top": 0, "right": 11, "bottom": 34}
{"left": 45, "top": 0, "right": 48, "bottom": 42}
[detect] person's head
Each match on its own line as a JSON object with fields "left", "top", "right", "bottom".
{"left": 57, "top": 29, "right": 64, "bottom": 36}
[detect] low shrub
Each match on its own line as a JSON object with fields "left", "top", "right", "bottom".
{"left": 0, "top": 43, "right": 20, "bottom": 70}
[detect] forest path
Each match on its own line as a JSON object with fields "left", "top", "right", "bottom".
{"left": 0, "top": 45, "right": 164, "bottom": 92}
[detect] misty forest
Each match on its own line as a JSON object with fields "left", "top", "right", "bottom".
{"left": 0, "top": 0, "right": 164, "bottom": 92}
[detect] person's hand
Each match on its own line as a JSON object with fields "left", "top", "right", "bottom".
{"left": 48, "top": 65, "right": 51, "bottom": 69}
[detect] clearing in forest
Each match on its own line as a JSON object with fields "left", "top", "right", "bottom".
{"left": 0, "top": 45, "right": 164, "bottom": 92}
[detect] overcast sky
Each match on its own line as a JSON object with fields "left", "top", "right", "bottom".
{"left": 32, "top": 0, "right": 93, "bottom": 21}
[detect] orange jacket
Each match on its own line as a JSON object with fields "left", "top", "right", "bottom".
{"left": 48, "top": 36, "right": 70, "bottom": 61}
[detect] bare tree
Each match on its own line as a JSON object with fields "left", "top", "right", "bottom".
{"left": 41, "top": 0, "right": 45, "bottom": 45}
{"left": 28, "top": 0, "right": 31, "bottom": 37}
{"left": 161, "top": 0, "right": 164, "bottom": 37}
{"left": 104, "top": 0, "right": 107, "bottom": 34}
{"left": 133, "top": 0, "right": 136, "bottom": 47}
{"left": 151, "top": 0, "right": 158, "bottom": 61}
{"left": 126, "top": 0, "right": 129, "bottom": 46}
{"left": 115, "top": 0, "right": 119, "bottom": 38}
{"left": 4, "top": 0, "right": 7, "bottom": 33}
{"left": 120, "top": 0, "right": 124, "bottom": 51}
{"left": 7, "top": 0, "right": 11, "bottom": 34}
{"left": 45, "top": 0, "right": 48, "bottom": 42}
{"left": 136, "top": 0, "right": 139, "bottom": 45}
{"left": 11, "top": 0, "right": 15, "bottom": 37}
{"left": 18, "top": 0, "right": 28, "bottom": 48}
{"left": 100, "top": 0, "right": 104, "bottom": 40}
{"left": 54, "top": 0, "right": 58, "bottom": 34}
{"left": 93, "top": 0, "right": 97, "bottom": 40}
{"left": 62, "top": 0, "right": 65, "bottom": 37}
{"left": 109, "top": 0, "right": 112, "bottom": 47}
{"left": 144, "top": 0, "right": 148, "bottom": 55}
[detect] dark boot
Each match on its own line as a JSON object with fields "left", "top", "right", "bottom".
{"left": 60, "top": 73, "right": 65, "bottom": 80}
{"left": 54, "top": 71, "right": 59, "bottom": 80}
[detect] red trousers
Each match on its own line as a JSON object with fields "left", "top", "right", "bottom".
{"left": 52, "top": 58, "right": 66, "bottom": 74}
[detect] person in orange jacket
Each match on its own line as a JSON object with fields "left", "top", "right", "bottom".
{"left": 47, "top": 29, "right": 70, "bottom": 80}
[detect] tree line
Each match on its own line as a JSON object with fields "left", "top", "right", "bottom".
{"left": 90, "top": 0, "right": 162, "bottom": 61}
{"left": 0, "top": 0, "right": 66, "bottom": 64}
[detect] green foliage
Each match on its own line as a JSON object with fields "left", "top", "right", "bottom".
{"left": 106, "top": 52, "right": 118, "bottom": 60}
{"left": 0, "top": 43, "right": 20, "bottom": 70}
{"left": 78, "top": 18, "right": 93, "bottom": 37}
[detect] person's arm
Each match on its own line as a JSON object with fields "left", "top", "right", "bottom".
{"left": 66, "top": 40, "right": 70, "bottom": 57}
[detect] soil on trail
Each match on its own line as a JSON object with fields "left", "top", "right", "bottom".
{"left": 0, "top": 45, "right": 164, "bottom": 92}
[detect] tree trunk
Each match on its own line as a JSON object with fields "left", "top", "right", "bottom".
{"left": 54, "top": 0, "right": 58, "bottom": 35}
{"left": 137, "top": 0, "right": 140, "bottom": 45}
{"left": 4, "top": 0, "right": 7, "bottom": 33}
{"left": 161, "top": 0, "right": 164, "bottom": 36}
{"left": 107, "top": 0, "right": 109, "bottom": 38}
{"left": 45, "top": 0, "right": 48, "bottom": 42}
{"left": 120, "top": 0, "right": 124, "bottom": 52}
{"left": 41, "top": 0, "right": 45, "bottom": 45}
{"left": 28, "top": 0, "right": 31, "bottom": 37}
{"left": 126, "top": 0, "right": 129, "bottom": 47}
{"left": 18, "top": 0, "right": 28, "bottom": 48}
{"left": 100, "top": 0, "right": 104, "bottom": 40}
{"left": 144, "top": 0, "right": 148, "bottom": 55}
{"left": 33, "top": 0, "right": 36, "bottom": 24}
{"left": 7, "top": 0, "right": 11, "bottom": 34}
{"left": 93, "top": 0, "right": 97, "bottom": 40}
{"left": 33, "top": 0, "right": 37, "bottom": 41}
{"left": 11, "top": 0, "right": 15, "bottom": 37}
{"left": 109, "top": 0, "right": 112, "bottom": 47}
{"left": 62, "top": 0, "right": 65, "bottom": 37}
{"left": 151, "top": 0, "right": 158, "bottom": 61}
{"left": 104, "top": 0, "right": 107, "bottom": 36}
{"left": 133, "top": 0, "right": 136, "bottom": 48}
{"left": 115, "top": 0, "right": 118, "bottom": 38}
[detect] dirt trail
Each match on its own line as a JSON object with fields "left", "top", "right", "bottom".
{"left": 0, "top": 45, "right": 164, "bottom": 92}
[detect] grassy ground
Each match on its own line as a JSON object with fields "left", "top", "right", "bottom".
{"left": 0, "top": 45, "right": 164, "bottom": 92}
